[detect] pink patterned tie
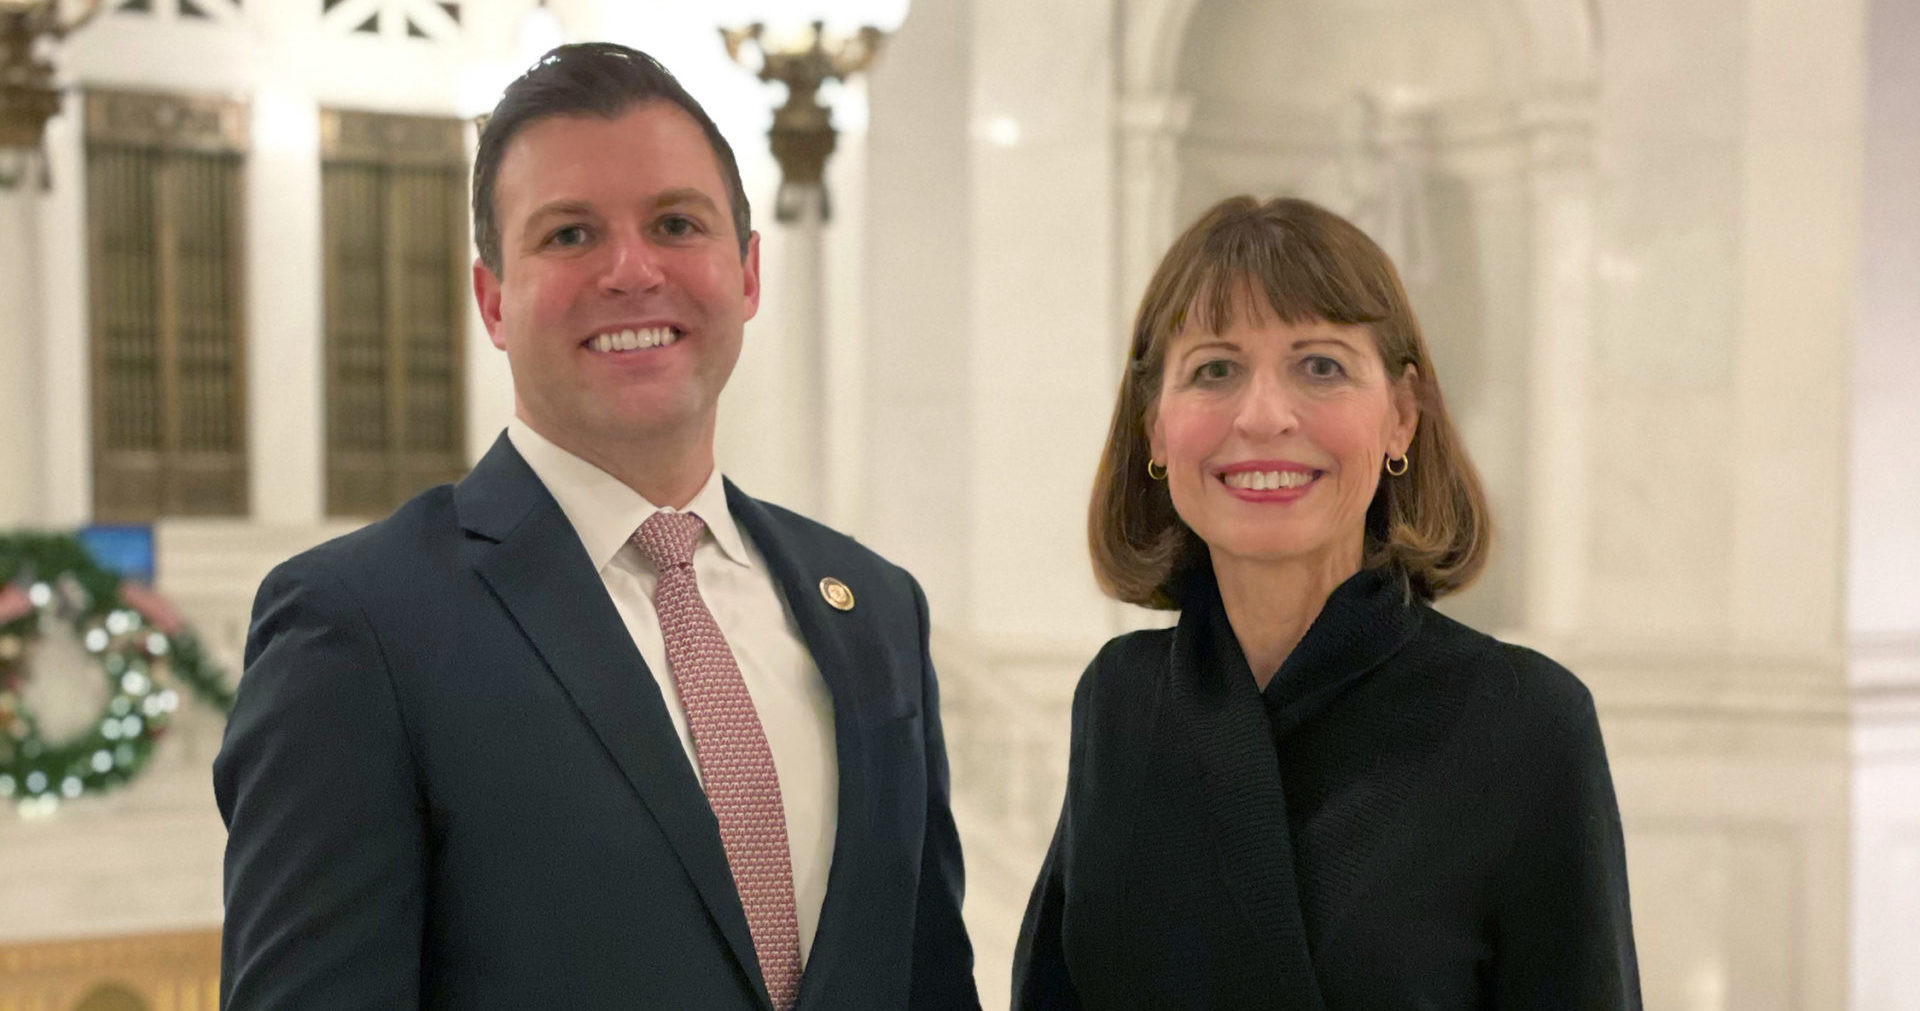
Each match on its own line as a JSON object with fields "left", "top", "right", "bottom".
{"left": 634, "top": 511, "right": 804, "bottom": 1010}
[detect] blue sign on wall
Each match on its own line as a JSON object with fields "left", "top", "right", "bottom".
{"left": 75, "top": 525, "right": 156, "bottom": 583}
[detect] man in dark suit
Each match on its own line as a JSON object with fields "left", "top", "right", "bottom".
{"left": 214, "top": 42, "right": 978, "bottom": 1009}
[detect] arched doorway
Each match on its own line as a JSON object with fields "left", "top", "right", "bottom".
{"left": 1117, "top": 0, "right": 1600, "bottom": 634}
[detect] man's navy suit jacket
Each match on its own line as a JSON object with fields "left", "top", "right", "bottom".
{"left": 213, "top": 435, "right": 978, "bottom": 1009}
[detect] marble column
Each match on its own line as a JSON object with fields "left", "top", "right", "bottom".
{"left": 861, "top": 0, "right": 973, "bottom": 618}
{"left": 963, "top": 0, "right": 1116, "bottom": 646}
{"left": 35, "top": 92, "right": 90, "bottom": 528}
{"left": 779, "top": 182, "right": 829, "bottom": 521}
{"left": 1518, "top": 90, "right": 1596, "bottom": 640}
{"left": 1114, "top": 90, "right": 1190, "bottom": 361}
{"left": 0, "top": 186, "right": 46, "bottom": 528}
{"left": 245, "top": 89, "right": 325, "bottom": 526}
{"left": 1849, "top": 0, "right": 1920, "bottom": 1003}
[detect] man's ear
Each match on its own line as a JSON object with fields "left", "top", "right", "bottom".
{"left": 473, "top": 258, "right": 506, "bottom": 350}
{"left": 740, "top": 231, "right": 762, "bottom": 323}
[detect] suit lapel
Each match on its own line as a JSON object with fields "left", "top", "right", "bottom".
{"left": 723, "top": 483, "right": 872, "bottom": 727}
{"left": 1170, "top": 575, "right": 1328, "bottom": 1008}
{"left": 455, "top": 436, "right": 767, "bottom": 1003}
{"left": 724, "top": 484, "right": 882, "bottom": 1007}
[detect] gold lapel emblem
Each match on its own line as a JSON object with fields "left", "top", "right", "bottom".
{"left": 819, "top": 577, "right": 855, "bottom": 612}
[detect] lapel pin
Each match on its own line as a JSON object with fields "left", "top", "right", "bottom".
{"left": 818, "top": 577, "right": 855, "bottom": 612}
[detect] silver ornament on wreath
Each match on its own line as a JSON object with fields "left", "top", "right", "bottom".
{"left": 0, "top": 533, "right": 233, "bottom": 817}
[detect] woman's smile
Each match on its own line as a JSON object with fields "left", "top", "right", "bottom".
{"left": 1216, "top": 461, "right": 1322, "bottom": 501}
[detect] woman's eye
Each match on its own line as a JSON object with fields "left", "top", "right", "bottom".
{"left": 1302, "top": 355, "right": 1346, "bottom": 380}
{"left": 1193, "top": 359, "right": 1235, "bottom": 383}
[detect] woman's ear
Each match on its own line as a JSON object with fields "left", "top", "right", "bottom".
{"left": 1146, "top": 401, "right": 1167, "bottom": 466}
{"left": 1389, "top": 364, "right": 1420, "bottom": 454}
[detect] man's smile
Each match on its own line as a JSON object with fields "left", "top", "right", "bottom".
{"left": 584, "top": 325, "right": 683, "bottom": 353}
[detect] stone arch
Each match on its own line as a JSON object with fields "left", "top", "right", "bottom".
{"left": 1113, "top": 0, "right": 1601, "bottom": 315}
{"left": 1113, "top": 0, "right": 1602, "bottom": 635}
{"left": 1119, "top": 0, "right": 1598, "bottom": 98}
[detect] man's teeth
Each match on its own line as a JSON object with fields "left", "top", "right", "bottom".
{"left": 1223, "top": 470, "right": 1315, "bottom": 491}
{"left": 588, "top": 327, "right": 679, "bottom": 352}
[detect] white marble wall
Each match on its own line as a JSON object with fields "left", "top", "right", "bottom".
{"left": 957, "top": 0, "right": 1117, "bottom": 647}
{"left": 923, "top": 0, "right": 1915, "bottom": 1008}
{"left": 1854, "top": 683, "right": 1920, "bottom": 1011}
{"left": 1849, "top": 0, "right": 1920, "bottom": 1004}
{"left": 860, "top": 0, "right": 977, "bottom": 623}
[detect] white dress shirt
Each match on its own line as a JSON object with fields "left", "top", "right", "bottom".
{"left": 508, "top": 420, "right": 839, "bottom": 965}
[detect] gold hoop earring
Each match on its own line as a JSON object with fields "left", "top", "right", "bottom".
{"left": 1147, "top": 459, "right": 1168, "bottom": 481}
{"left": 1384, "top": 452, "right": 1409, "bottom": 477}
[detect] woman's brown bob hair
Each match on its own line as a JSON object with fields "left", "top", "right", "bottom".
{"left": 1090, "top": 195, "right": 1490, "bottom": 608}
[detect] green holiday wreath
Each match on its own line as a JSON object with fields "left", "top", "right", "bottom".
{"left": 0, "top": 532, "right": 233, "bottom": 815}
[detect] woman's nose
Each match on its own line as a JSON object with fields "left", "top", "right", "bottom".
{"left": 1234, "top": 371, "right": 1299, "bottom": 438}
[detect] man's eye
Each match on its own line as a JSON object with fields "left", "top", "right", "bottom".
{"left": 658, "top": 215, "right": 700, "bottom": 238}
{"left": 548, "top": 225, "right": 589, "bottom": 247}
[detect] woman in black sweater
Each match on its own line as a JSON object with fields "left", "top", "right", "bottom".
{"left": 1012, "top": 197, "right": 1641, "bottom": 1010}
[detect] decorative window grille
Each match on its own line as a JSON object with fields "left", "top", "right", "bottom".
{"left": 322, "top": 0, "right": 463, "bottom": 41}
{"left": 321, "top": 109, "right": 469, "bottom": 517}
{"left": 87, "top": 89, "right": 250, "bottom": 521}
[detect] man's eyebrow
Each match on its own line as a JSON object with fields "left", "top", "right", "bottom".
{"left": 523, "top": 189, "right": 721, "bottom": 223}
{"left": 523, "top": 199, "right": 596, "bottom": 226}
{"left": 653, "top": 187, "right": 721, "bottom": 214}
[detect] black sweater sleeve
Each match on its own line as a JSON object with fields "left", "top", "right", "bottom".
{"left": 1488, "top": 663, "right": 1642, "bottom": 1011}
{"left": 1012, "top": 807, "right": 1082, "bottom": 1010}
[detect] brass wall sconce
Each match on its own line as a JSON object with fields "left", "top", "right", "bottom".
{"left": 0, "top": 0, "right": 102, "bottom": 189}
{"left": 720, "top": 20, "right": 888, "bottom": 222}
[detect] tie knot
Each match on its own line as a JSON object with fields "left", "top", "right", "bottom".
{"left": 634, "top": 510, "right": 707, "bottom": 571}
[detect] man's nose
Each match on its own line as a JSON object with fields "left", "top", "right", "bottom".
{"left": 599, "top": 235, "right": 664, "bottom": 295}
{"left": 1235, "top": 371, "right": 1300, "bottom": 438}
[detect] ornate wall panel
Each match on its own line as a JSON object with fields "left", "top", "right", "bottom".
{"left": 320, "top": 109, "right": 467, "bottom": 517}
{"left": 86, "top": 89, "right": 249, "bottom": 521}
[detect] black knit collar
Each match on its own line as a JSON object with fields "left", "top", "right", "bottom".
{"left": 1266, "top": 567, "right": 1424, "bottom": 737}
{"left": 1154, "top": 566, "right": 1421, "bottom": 1006}
{"left": 1164, "top": 571, "right": 1384, "bottom": 1008}
{"left": 1184, "top": 565, "right": 1424, "bottom": 741}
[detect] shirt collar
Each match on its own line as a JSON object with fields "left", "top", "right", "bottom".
{"left": 506, "top": 418, "right": 752, "bottom": 573}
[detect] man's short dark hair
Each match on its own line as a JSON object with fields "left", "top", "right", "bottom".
{"left": 472, "top": 42, "right": 752, "bottom": 275}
